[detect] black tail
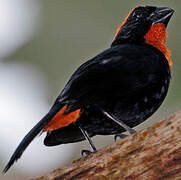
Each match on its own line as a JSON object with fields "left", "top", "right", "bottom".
{"left": 44, "top": 124, "right": 94, "bottom": 146}
{"left": 3, "top": 103, "right": 62, "bottom": 173}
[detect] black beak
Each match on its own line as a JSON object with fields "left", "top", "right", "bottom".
{"left": 150, "top": 7, "right": 174, "bottom": 27}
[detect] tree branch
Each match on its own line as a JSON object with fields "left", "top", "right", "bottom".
{"left": 35, "top": 111, "right": 181, "bottom": 180}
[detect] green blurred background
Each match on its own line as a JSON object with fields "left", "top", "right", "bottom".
{"left": 0, "top": 0, "right": 180, "bottom": 179}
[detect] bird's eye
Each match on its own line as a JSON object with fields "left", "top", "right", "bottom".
{"left": 132, "top": 11, "right": 142, "bottom": 19}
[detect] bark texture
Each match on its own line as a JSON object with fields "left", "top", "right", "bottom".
{"left": 35, "top": 111, "right": 181, "bottom": 180}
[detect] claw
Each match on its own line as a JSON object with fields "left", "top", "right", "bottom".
{"left": 129, "top": 128, "right": 136, "bottom": 135}
{"left": 114, "top": 134, "right": 128, "bottom": 141}
{"left": 81, "top": 150, "right": 93, "bottom": 157}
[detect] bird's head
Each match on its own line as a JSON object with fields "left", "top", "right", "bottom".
{"left": 112, "top": 6, "right": 174, "bottom": 66}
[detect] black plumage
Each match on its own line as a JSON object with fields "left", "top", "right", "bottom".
{"left": 3, "top": 5, "right": 174, "bottom": 173}
{"left": 45, "top": 43, "right": 170, "bottom": 145}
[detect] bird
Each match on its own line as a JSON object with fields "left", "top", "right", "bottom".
{"left": 3, "top": 5, "right": 174, "bottom": 173}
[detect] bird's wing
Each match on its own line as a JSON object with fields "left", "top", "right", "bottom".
{"left": 59, "top": 44, "right": 168, "bottom": 113}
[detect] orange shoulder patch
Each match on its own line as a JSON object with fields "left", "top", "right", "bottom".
{"left": 43, "top": 105, "right": 81, "bottom": 132}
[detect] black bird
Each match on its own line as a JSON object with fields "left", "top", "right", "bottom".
{"left": 3, "top": 5, "right": 174, "bottom": 173}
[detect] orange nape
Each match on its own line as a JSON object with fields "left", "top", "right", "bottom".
{"left": 113, "top": 8, "right": 135, "bottom": 41}
{"left": 43, "top": 105, "right": 81, "bottom": 132}
{"left": 144, "top": 23, "right": 172, "bottom": 66}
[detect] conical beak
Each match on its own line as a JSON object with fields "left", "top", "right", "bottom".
{"left": 150, "top": 7, "right": 174, "bottom": 27}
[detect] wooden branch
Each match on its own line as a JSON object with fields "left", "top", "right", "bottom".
{"left": 35, "top": 111, "right": 181, "bottom": 180}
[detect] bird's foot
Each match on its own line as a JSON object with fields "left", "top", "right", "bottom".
{"left": 128, "top": 128, "right": 137, "bottom": 135}
{"left": 114, "top": 133, "right": 128, "bottom": 141}
{"left": 81, "top": 150, "right": 93, "bottom": 157}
